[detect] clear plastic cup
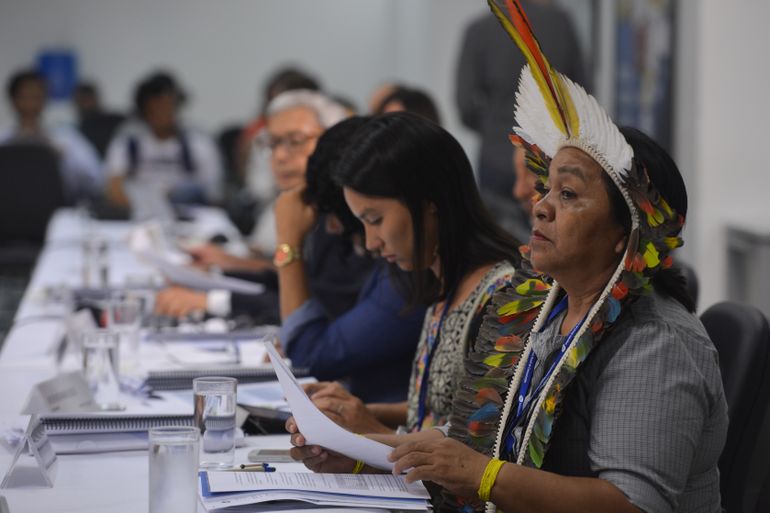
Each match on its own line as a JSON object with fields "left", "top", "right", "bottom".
{"left": 193, "top": 376, "right": 237, "bottom": 468}
{"left": 81, "top": 329, "right": 123, "bottom": 410}
{"left": 148, "top": 426, "right": 199, "bottom": 513}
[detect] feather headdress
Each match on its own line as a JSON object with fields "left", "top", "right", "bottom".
{"left": 443, "top": 3, "right": 687, "bottom": 512}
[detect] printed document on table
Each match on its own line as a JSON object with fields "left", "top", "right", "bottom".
{"left": 201, "top": 489, "right": 429, "bottom": 511}
{"left": 265, "top": 342, "right": 394, "bottom": 470}
{"left": 205, "top": 471, "right": 429, "bottom": 498}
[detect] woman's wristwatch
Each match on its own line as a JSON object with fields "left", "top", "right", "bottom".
{"left": 273, "top": 243, "right": 301, "bottom": 268}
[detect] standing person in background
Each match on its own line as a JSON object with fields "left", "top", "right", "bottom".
{"left": 455, "top": 0, "right": 587, "bottom": 240}
{"left": 0, "top": 69, "right": 103, "bottom": 203}
{"left": 104, "top": 71, "right": 223, "bottom": 206}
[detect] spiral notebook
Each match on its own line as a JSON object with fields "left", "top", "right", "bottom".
{"left": 144, "top": 365, "right": 309, "bottom": 391}
{"left": 41, "top": 413, "right": 194, "bottom": 435}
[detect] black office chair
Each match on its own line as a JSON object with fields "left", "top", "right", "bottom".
{"left": 0, "top": 143, "right": 65, "bottom": 246}
{"left": 79, "top": 111, "right": 126, "bottom": 158}
{"left": 217, "top": 124, "right": 244, "bottom": 189}
{"left": 756, "top": 462, "right": 770, "bottom": 513}
{"left": 701, "top": 301, "right": 770, "bottom": 513}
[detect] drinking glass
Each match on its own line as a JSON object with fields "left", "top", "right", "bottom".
{"left": 81, "top": 329, "right": 123, "bottom": 410}
{"left": 81, "top": 238, "right": 109, "bottom": 289}
{"left": 148, "top": 426, "right": 199, "bottom": 513}
{"left": 193, "top": 377, "right": 237, "bottom": 468}
{"left": 106, "top": 295, "right": 142, "bottom": 370}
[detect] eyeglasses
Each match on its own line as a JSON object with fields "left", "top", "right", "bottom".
{"left": 256, "top": 131, "right": 321, "bottom": 155}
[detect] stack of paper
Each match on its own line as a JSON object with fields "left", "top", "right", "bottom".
{"left": 199, "top": 471, "right": 431, "bottom": 511}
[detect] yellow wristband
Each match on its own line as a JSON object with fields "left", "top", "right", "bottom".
{"left": 477, "top": 458, "right": 506, "bottom": 502}
{"left": 352, "top": 460, "right": 365, "bottom": 474}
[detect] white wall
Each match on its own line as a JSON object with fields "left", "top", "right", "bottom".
{"left": 676, "top": 0, "right": 770, "bottom": 311}
{"left": 0, "top": 0, "right": 485, "bottom": 157}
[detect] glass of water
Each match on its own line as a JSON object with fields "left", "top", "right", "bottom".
{"left": 148, "top": 426, "right": 199, "bottom": 513}
{"left": 193, "top": 377, "right": 237, "bottom": 468}
{"left": 81, "top": 329, "right": 123, "bottom": 410}
{"left": 106, "top": 295, "right": 142, "bottom": 371}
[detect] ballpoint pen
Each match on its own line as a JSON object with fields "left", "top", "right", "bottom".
{"left": 224, "top": 463, "right": 276, "bottom": 472}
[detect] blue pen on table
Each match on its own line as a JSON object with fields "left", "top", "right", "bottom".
{"left": 238, "top": 463, "right": 276, "bottom": 472}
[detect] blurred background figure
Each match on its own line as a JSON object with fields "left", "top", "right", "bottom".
{"left": 241, "top": 69, "right": 320, "bottom": 200}
{"left": 455, "top": 0, "right": 587, "bottom": 240}
{"left": 0, "top": 68, "right": 103, "bottom": 203}
{"left": 223, "top": 67, "right": 321, "bottom": 235}
{"left": 73, "top": 81, "right": 126, "bottom": 159}
{"left": 153, "top": 90, "right": 350, "bottom": 320}
{"left": 374, "top": 85, "right": 441, "bottom": 125}
{"left": 366, "top": 82, "right": 397, "bottom": 114}
{"left": 104, "top": 71, "right": 223, "bottom": 207}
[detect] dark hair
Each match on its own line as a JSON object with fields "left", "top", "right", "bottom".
{"left": 303, "top": 116, "right": 369, "bottom": 240}
{"left": 375, "top": 86, "right": 441, "bottom": 125}
{"left": 603, "top": 126, "right": 694, "bottom": 312}
{"left": 333, "top": 112, "right": 520, "bottom": 307}
{"left": 264, "top": 68, "right": 320, "bottom": 104}
{"left": 6, "top": 69, "right": 45, "bottom": 100}
{"left": 133, "top": 71, "right": 186, "bottom": 116}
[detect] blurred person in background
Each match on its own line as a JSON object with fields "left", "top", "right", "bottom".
{"left": 238, "top": 67, "right": 321, "bottom": 210}
{"left": 72, "top": 81, "right": 125, "bottom": 159}
{"left": 456, "top": 0, "right": 587, "bottom": 240}
{"left": 104, "top": 71, "right": 223, "bottom": 206}
{"left": 154, "top": 90, "right": 349, "bottom": 320}
{"left": 0, "top": 68, "right": 103, "bottom": 202}
{"left": 367, "top": 82, "right": 398, "bottom": 114}
{"left": 374, "top": 85, "right": 441, "bottom": 125}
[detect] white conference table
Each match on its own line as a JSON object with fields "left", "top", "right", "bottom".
{"left": 0, "top": 208, "right": 305, "bottom": 513}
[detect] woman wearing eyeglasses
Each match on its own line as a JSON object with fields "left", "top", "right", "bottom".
{"left": 153, "top": 91, "right": 355, "bottom": 321}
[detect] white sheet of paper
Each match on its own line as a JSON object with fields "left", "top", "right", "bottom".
{"left": 140, "top": 253, "right": 265, "bottom": 295}
{"left": 206, "top": 470, "right": 429, "bottom": 498}
{"left": 237, "top": 377, "right": 316, "bottom": 408}
{"left": 264, "top": 342, "right": 395, "bottom": 470}
{"left": 200, "top": 488, "right": 428, "bottom": 512}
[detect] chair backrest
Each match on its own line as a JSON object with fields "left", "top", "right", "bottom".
{"left": 0, "top": 143, "right": 66, "bottom": 244}
{"left": 217, "top": 124, "right": 244, "bottom": 188}
{"left": 79, "top": 111, "right": 125, "bottom": 158}
{"left": 701, "top": 301, "right": 770, "bottom": 513}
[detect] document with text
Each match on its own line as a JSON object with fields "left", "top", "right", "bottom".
{"left": 265, "top": 341, "right": 395, "bottom": 470}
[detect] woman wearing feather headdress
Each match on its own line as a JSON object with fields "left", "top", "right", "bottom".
{"left": 385, "top": 2, "right": 727, "bottom": 512}
{"left": 290, "top": 1, "right": 727, "bottom": 512}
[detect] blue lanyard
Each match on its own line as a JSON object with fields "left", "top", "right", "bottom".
{"left": 415, "top": 288, "right": 456, "bottom": 431}
{"left": 503, "top": 296, "right": 584, "bottom": 456}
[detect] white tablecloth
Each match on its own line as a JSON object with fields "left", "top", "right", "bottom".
{"left": 0, "top": 208, "right": 291, "bottom": 513}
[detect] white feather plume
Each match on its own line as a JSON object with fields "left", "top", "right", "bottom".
{"left": 513, "top": 65, "right": 634, "bottom": 181}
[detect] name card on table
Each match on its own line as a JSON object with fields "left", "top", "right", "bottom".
{"left": 1, "top": 415, "right": 58, "bottom": 488}
{"left": 22, "top": 371, "right": 97, "bottom": 414}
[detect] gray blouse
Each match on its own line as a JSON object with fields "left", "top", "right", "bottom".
{"left": 528, "top": 292, "right": 728, "bottom": 513}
